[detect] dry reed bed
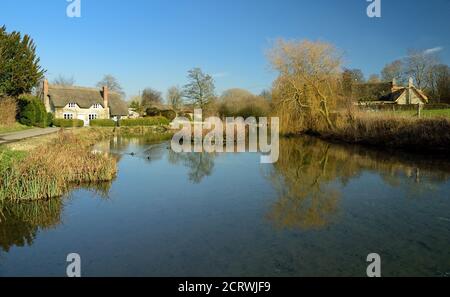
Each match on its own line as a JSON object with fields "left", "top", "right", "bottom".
{"left": 321, "top": 112, "right": 450, "bottom": 152}
{"left": 0, "top": 129, "right": 117, "bottom": 202}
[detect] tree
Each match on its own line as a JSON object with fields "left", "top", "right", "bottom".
{"left": 342, "top": 68, "right": 365, "bottom": 98}
{"left": 367, "top": 74, "right": 381, "bottom": 83}
{"left": 218, "top": 88, "right": 271, "bottom": 118}
{"left": 141, "top": 88, "right": 162, "bottom": 108}
{"left": 381, "top": 60, "right": 404, "bottom": 83}
{"left": 428, "top": 64, "right": 450, "bottom": 103}
{"left": 269, "top": 39, "right": 343, "bottom": 132}
{"left": 52, "top": 75, "right": 75, "bottom": 86}
{"left": 96, "top": 74, "right": 125, "bottom": 97}
{"left": 167, "top": 86, "right": 183, "bottom": 111}
{"left": 183, "top": 68, "right": 215, "bottom": 109}
{"left": 0, "top": 26, "right": 45, "bottom": 97}
{"left": 404, "top": 49, "right": 439, "bottom": 89}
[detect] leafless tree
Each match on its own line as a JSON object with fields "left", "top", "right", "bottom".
{"left": 52, "top": 74, "right": 75, "bottom": 86}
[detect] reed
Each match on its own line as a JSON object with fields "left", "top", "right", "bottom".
{"left": 0, "top": 129, "right": 117, "bottom": 202}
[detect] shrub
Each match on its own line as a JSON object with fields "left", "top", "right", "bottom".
{"left": 90, "top": 119, "right": 116, "bottom": 127}
{"left": 17, "top": 95, "right": 49, "bottom": 127}
{"left": 161, "top": 110, "right": 177, "bottom": 121}
{"left": 0, "top": 96, "right": 17, "bottom": 126}
{"left": 53, "top": 119, "right": 84, "bottom": 128}
{"left": 119, "top": 116, "right": 170, "bottom": 127}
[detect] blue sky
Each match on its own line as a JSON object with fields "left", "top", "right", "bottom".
{"left": 1, "top": 0, "right": 449, "bottom": 99}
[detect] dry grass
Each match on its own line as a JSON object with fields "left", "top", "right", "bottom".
{"left": 323, "top": 111, "right": 450, "bottom": 152}
{"left": 0, "top": 129, "right": 117, "bottom": 202}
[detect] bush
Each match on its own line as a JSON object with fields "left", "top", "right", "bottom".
{"left": 53, "top": 119, "right": 84, "bottom": 128}
{"left": 0, "top": 97, "right": 17, "bottom": 126}
{"left": 161, "top": 110, "right": 177, "bottom": 121}
{"left": 119, "top": 116, "right": 170, "bottom": 127}
{"left": 17, "top": 95, "right": 50, "bottom": 127}
{"left": 90, "top": 119, "right": 116, "bottom": 127}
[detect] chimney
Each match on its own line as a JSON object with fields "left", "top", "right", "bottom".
{"left": 43, "top": 79, "right": 50, "bottom": 112}
{"left": 408, "top": 77, "right": 414, "bottom": 88}
{"left": 103, "top": 86, "right": 109, "bottom": 109}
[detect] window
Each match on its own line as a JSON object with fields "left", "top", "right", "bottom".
{"left": 89, "top": 114, "right": 98, "bottom": 120}
{"left": 68, "top": 103, "right": 77, "bottom": 108}
{"left": 63, "top": 113, "right": 74, "bottom": 120}
{"left": 93, "top": 104, "right": 102, "bottom": 109}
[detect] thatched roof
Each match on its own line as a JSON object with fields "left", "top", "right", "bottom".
{"left": 48, "top": 85, "right": 128, "bottom": 116}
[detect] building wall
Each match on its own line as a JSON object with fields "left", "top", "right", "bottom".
{"left": 396, "top": 90, "right": 425, "bottom": 105}
{"left": 55, "top": 105, "right": 110, "bottom": 125}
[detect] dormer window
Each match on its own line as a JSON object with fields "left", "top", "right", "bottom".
{"left": 68, "top": 102, "right": 77, "bottom": 108}
{"left": 93, "top": 104, "right": 102, "bottom": 109}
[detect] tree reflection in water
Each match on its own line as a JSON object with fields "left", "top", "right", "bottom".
{"left": 0, "top": 181, "right": 113, "bottom": 253}
{"left": 265, "top": 137, "right": 450, "bottom": 231}
{"left": 168, "top": 150, "right": 215, "bottom": 184}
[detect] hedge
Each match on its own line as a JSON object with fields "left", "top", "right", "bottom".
{"left": 17, "top": 95, "right": 51, "bottom": 127}
{"left": 90, "top": 119, "right": 116, "bottom": 127}
{"left": 119, "top": 116, "right": 170, "bottom": 127}
{"left": 53, "top": 119, "right": 84, "bottom": 128}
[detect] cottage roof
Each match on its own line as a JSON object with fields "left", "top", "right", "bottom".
{"left": 48, "top": 85, "right": 128, "bottom": 116}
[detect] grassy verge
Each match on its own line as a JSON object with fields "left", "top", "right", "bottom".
{"left": 0, "top": 122, "right": 32, "bottom": 134}
{"left": 0, "top": 129, "right": 117, "bottom": 202}
{"left": 376, "top": 109, "right": 450, "bottom": 119}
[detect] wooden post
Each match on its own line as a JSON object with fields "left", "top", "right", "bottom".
{"left": 417, "top": 104, "right": 422, "bottom": 118}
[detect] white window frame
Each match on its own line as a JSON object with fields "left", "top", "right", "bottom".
{"left": 92, "top": 104, "right": 102, "bottom": 109}
{"left": 63, "top": 113, "right": 74, "bottom": 120}
{"left": 68, "top": 102, "right": 77, "bottom": 108}
{"left": 89, "top": 114, "right": 98, "bottom": 120}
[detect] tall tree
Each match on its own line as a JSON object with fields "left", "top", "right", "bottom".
{"left": 342, "top": 68, "right": 365, "bottom": 98}
{"left": 52, "top": 74, "right": 75, "bottom": 86}
{"left": 167, "top": 86, "right": 183, "bottom": 110}
{"left": 96, "top": 74, "right": 125, "bottom": 97}
{"left": 381, "top": 60, "right": 404, "bottom": 83}
{"left": 269, "top": 39, "right": 343, "bottom": 132}
{"left": 183, "top": 68, "right": 215, "bottom": 109}
{"left": 404, "top": 49, "right": 439, "bottom": 89}
{"left": 428, "top": 64, "right": 450, "bottom": 103}
{"left": 141, "top": 88, "right": 162, "bottom": 108}
{"left": 0, "top": 26, "right": 45, "bottom": 97}
{"left": 367, "top": 74, "right": 381, "bottom": 83}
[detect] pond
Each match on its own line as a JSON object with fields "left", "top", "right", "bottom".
{"left": 0, "top": 136, "right": 449, "bottom": 276}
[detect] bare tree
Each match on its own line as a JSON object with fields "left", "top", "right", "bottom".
{"left": 367, "top": 74, "right": 381, "bottom": 83}
{"left": 269, "top": 39, "right": 343, "bottom": 132}
{"left": 428, "top": 64, "right": 450, "bottom": 102}
{"left": 141, "top": 88, "right": 162, "bottom": 108}
{"left": 404, "top": 49, "right": 439, "bottom": 89}
{"left": 167, "top": 86, "right": 183, "bottom": 111}
{"left": 381, "top": 60, "right": 404, "bottom": 83}
{"left": 52, "top": 74, "right": 75, "bottom": 86}
{"left": 96, "top": 74, "right": 125, "bottom": 97}
{"left": 183, "top": 68, "right": 215, "bottom": 109}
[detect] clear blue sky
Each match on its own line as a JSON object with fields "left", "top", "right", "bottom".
{"left": 1, "top": 0, "right": 449, "bottom": 99}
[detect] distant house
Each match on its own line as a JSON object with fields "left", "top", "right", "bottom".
{"left": 353, "top": 78, "right": 428, "bottom": 105}
{"left": 42, "top": 80, "right": 129, "bottom": 126}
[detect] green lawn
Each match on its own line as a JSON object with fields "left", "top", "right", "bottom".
{"left": 380, "top": 109, "right": 450, "bottom": 119}
{"left": 0, "top": 122, "right": 32, "bottom": 135}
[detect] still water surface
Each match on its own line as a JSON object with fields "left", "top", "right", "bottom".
{"left": 1, "top": 136, "right": 449, "bottom": 276}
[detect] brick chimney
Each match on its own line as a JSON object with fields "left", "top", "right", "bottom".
{"left": 102, "top": 86, "right": 109, "bottom": 109}
{"left": 43, "top": 79, "right": 50, "bottom": 112}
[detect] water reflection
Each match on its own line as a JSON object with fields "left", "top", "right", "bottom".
{"left": 168, "top": 150, "right": 215, "bottom": 183}
{"left": 265, "top": 137, "right": 450, "bottom": 230}
{"left": 0, "top": 182, "right": 113, "bottom": 252}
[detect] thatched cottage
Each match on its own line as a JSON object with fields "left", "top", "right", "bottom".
{"left": 42, "top": 80, "right": 128, "bottom": 126}
{"left": 353, "top": 78, "right": 428, "bottom": 105}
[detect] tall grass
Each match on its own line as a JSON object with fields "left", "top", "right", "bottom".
{"left": 0, "top": 97, "right": 17, "bottom": 126}
{"left": 0, "top": 129, "right": 117, "bottom": 202}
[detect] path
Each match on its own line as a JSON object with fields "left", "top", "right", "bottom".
{"left": 0, "top": 127, "right": 60, "bottom": 145}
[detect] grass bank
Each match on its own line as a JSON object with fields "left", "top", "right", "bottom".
{"left": 0, "top": 122, "right": 31, "bottom": 134}
{"left": 0, "top": 128, "right": 117, "bottom": 202}
{"left": 313, "top": 111, "right": 450, "bottom": 153}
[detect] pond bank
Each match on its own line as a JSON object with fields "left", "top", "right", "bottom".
{"left": 0, "top": 126, "right": 173, "bottom": 202}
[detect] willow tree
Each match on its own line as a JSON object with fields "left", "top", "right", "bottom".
{"left": 269, "top": 39, "right": 342, "bottom": 134}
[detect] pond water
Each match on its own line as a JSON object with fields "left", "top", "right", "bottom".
{"left": 0, "top": 136, "right": 449, "bottom": 277}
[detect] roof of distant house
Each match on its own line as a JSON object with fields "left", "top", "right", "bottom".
{"left": 47, "top": 84, "right": 128, "bottom": 116}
